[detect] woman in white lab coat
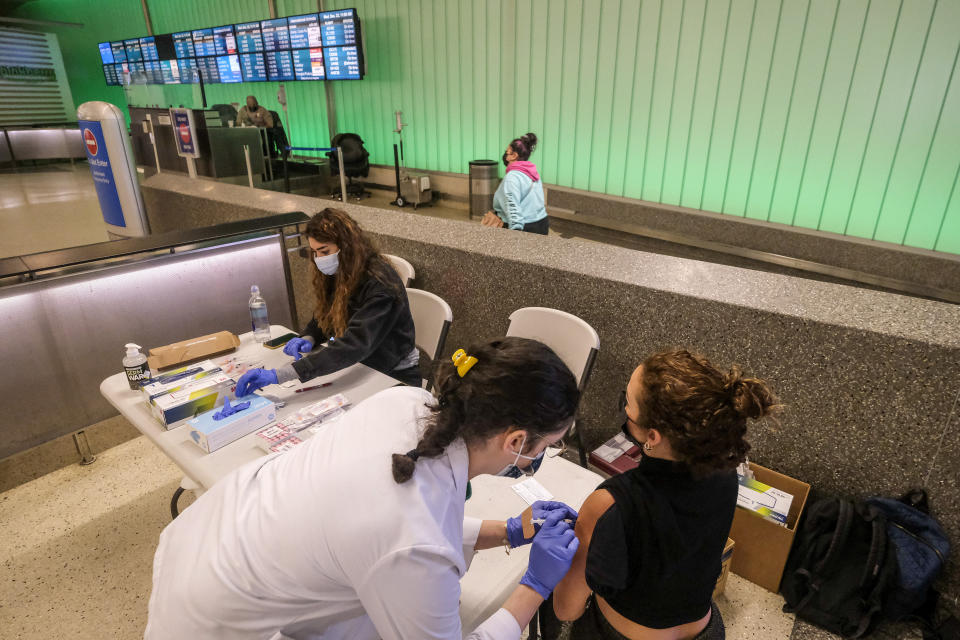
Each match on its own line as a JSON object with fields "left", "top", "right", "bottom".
{"left": 145, "top": 337, "right": 581, "bottom": 640}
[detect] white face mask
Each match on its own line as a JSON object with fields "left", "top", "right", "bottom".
{"left": 314, "top": 251, "right": 340, "bottom": 275}
{"left": 495, "top": 433, "right": 544, "bottom": 478}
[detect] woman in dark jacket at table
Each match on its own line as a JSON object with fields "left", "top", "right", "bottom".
{"left": 236, "top": 208, "right": 419, "bottom": 395}
{"left": 545, "top": 349, "right": 780, "bottom": 640}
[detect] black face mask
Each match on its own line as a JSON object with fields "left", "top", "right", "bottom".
{"left": 618, "top": 389, "right": 643, "bottom": 448}
{"left": 502, "top": 152, "right": 510, "bottom": 167}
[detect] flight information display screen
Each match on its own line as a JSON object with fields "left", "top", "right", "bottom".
{"left": 216, "top": 54, "right": 243, "bottom": 83}
{"left": 195, "top": 55, "right": 220, "bottom": 83}
{"left": 292, "top": 47, "right": 325, "bottom": 80}
{"left": 212, "top": 25, "right": 237, "bottom": 55}
{"left": 323, "top": 45, "right": 361, "bottom": 80}
{"left": 99, "top": 9, "right": 363, "bottom": 85}
{"left": 98, "top": 42, "right": 114, "bottom": 64}
{"left": 239, "top": 53, "right": 267, "bottom": 82}
{"left": 192, "top": 28, "right": 216, "bottom": 57}
{"left": 288, "top": 13, "right": 322, "bottom": 49}
{"left": 173, "top": 32, "right": 195, "bottom": 58}
{"left": 265, "top": 50, "right": 295, "bottom": 81}
{"left": 260, "top": 18, "right": 290, "bottom": 51}
{"left": 102, "top": 64, "right": 119, "bottom": 85}
{"left": 124, "top": 38, "right": 142, "bottom": 62}
{"left": 139, "top": 36, "right": 159, "bottom": 61}
{"left": 235, "top": 21, "right": 263, "bottom": 53}
{"left": 143, "top": 60, "right": 163, "bottom": 83}
{"left": 320, "top": 9, "right": 358, "bottom": 46}
{"left": 110, "top": 42, "right": 127, "bottom": 63}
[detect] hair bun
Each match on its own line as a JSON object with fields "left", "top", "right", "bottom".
{"left": 522, "top": 133, "right": 538, "bottom": 151}
{"left": 725, "top": 367, "right": 779, "bottom": 420}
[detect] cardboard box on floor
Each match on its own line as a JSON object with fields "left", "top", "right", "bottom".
{"left": 148, "top": 331, "right": 240, "bottom": 371}
{"left": 712, "top": 538, "right": 735, "bottom": 599}
{"left": 728, "top": 462, "right": 810, "bottom": 592}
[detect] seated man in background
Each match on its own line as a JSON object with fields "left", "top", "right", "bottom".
{"left": 236, "top": 95, "right": 274, "bottom": 128}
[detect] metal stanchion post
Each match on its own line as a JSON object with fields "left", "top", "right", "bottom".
{"left": 337, "top": 146, "right": 347, "bottom": 202}
{"left": 243, "top": 144, "right": 254, "bottom": 188}
{"left": 283, "top": 149, "right": 290, "bottom": 193}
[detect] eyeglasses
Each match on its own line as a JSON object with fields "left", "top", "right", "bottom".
{"left": 546, "top": 438, "right": 567, "bottom": 458}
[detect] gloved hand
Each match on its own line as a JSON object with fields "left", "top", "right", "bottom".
{"left": 506, "top": 500, "right": 579, "bottom": 548}
{"left": 520, "top": 512, "right": 580, "bottom": 599}
{"left": 235, "top": 368, "right": 278, "bottom": 397}
{"left": 213, "top": 397, "right": 250, "bottom": 421}
{"left": 283, "top": 337, "right": 313, "bottom": 361}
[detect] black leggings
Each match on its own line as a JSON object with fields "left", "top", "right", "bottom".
{"left": 521, "top": 217, "right": 550, "bottom": 235}
{"left": 541, "top": 595, "right": 725, "bottom": 640}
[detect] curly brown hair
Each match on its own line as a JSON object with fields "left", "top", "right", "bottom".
{"left": 304, "top": 208, "right": 398, "bottom": 337}
{"left": 636, "top": 349, "right": 781, "bottom": 477}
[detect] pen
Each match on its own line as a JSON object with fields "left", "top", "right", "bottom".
{"left": 294, "top": 382, "right": 333, "bottom": 393}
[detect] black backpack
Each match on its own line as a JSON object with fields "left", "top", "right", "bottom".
{"left": 781, "top": 498, "right": 898, "bottom": 638}
{"left": 782, "top": 491, "right": 956, "bottom": 639}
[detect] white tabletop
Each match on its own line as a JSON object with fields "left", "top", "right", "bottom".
{"left": 99, "top": 325, "right": 403, "bottom": 490}
{"left": 100, "top": 325, "right": 605, "bottom": 635}
{"left": 459, "top": 454, "right": 604, "bottom": 635}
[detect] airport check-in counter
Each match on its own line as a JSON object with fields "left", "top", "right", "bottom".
{"left": 0, "top": 212, "right": 308, "bottom": 460}
{"left": 1, "top": 123, "right": 86, "bottom": 166}
{"left": 128, "top": 106, "right": 265, "bottom": 178}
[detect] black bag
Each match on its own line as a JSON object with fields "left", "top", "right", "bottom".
{"left": 781, "top": 498, "right": 899, "bottom": 638}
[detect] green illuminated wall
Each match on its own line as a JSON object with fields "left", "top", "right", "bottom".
{"left": 15, "top": 0, "right": 960, "bottom": 254}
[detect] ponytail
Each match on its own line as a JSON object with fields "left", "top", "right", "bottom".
{"left": 391, "top": 337, "right": 579, "bottom": 483}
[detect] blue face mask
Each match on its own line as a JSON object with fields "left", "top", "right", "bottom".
{"left": 314, "top": 251, "right": 339, "bottom": 276}
{"left": 495, "top": 434, "right": 545, "bottom": 478}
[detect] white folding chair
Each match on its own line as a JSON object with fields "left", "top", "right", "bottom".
{"left": 506, "top": 307, "right": 600, "bottom": 467}
{"left": 384, "top": 254, "right": 415, "bottom": 287}
{"left": 406, "top": 288, "right": 453, "bottom": 389}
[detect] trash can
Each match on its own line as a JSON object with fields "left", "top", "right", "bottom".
{"left": 469, "top": 159, "right": 499, "bottom": 220}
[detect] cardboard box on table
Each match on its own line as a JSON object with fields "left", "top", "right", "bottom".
{"left": 148, "top": 331, "right": 240, "bottom": 371}
{"left": 728, "top": 463, "right": 810, "bottom": 593}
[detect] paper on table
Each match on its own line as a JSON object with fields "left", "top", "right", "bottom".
{"left": 511, "top": 477, "right": 554, "bottom": 505}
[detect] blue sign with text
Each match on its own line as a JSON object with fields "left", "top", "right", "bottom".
{"left": 171, "top": 109, "right": 198, "bottom": 156}
{"left": 78, "top": 120, "right": 125, "bottom": 227}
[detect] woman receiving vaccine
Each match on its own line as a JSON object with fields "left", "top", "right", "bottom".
{"left": 237, "top": 208, "right": 420, "bottom": 395}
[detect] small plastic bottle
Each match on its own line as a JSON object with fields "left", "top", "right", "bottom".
{"left": 249, "top": 285, "right": 271, "bottom": 343}
{"left": 123, "top": 343, "right": 149, "bottom": 390}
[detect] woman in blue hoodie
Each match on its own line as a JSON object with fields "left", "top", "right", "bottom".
{"left": 482, "top": 133, "right": 549, "bottom": 235}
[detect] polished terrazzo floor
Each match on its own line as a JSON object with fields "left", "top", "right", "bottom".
{"left": 0, "top": 165, "right": 110, "bottom": 258}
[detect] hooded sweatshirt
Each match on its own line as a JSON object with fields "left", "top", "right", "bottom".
{"left": 492, "top": 161, "right": 547, "bottom": 230}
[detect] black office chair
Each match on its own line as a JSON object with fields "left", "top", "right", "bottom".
{"left": 327, "top": 133, "right": 370, "bottom": 200}
{"left": 266, "top": 110, "right": 289, "bottom": 159}
{"left": 210, "top": 103, "right": 238, "bottom": 127}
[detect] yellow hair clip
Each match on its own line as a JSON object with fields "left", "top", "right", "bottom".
{"left": 451, "top": 349, "right": 478, "bottom": 378}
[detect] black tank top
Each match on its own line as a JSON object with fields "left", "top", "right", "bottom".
{"left": 585, "top": 452, "right": 738, "bottom": 629}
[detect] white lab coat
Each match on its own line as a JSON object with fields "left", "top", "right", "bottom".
{"left": 145, "top": 386, "right": 521, "bottom": 640}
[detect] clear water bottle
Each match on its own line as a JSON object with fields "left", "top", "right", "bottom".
{"left": 249, "top": 285, "right": 271, "bottom": 343}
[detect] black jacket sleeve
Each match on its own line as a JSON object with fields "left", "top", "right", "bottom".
{"left": 291, "top": 286, "right": 401, "bottom": 382}
{"left": 300, "top": 316, "right": 329, "bottom": 344}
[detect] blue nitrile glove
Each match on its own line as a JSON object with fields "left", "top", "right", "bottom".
{"left": 212, "top": 398, "right": 250, "bottom": 420}
{"left": 520, "top": 512, "right": 580, "bottom": 599}
{"left": 235, "top": 368, "right": 278, "bottom": 397}
{"left": 506, "top": 500, "right": 579, "bottom": 548}
{"left": 283, "top": 337, "right": 313, "bottom": 361}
